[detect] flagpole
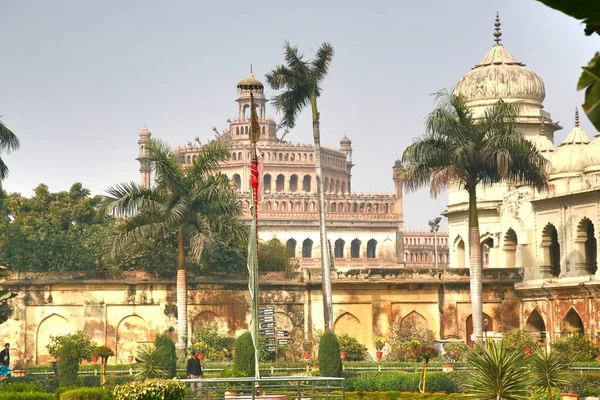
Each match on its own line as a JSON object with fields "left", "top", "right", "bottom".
{"left": 247, "top": 93, "right": 261, "bottom": 380}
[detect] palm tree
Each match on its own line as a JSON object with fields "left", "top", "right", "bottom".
{"left": 0, "top": 118, "right": 21, "bottom": 196}
{"left": 466, "top": 340, "right": 530, "bottom": 400}
{"left": 400, "top": 90, "right": 548, "bottom": 341}
{"left": 103, "top": 138, "right": 244, "bottom": 349}
{"left": 530, "top": 348, "right": 569, "bottom": 400}
{"left": 266, "top": 42, "right": 335, "bottom": 330}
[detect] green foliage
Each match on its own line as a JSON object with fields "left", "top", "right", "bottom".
{"left": 337, "top": 333, "right": 367, "bottom": 361}
{"left": 443, "top": 342, "right": 469, "bottom": 362}
{"left": 217, "top": 368, "right": 247, "bottom": 388}
{"left": 529, "top": 348, "right": 569, "bottom": 398}
{"left": 191, "top": 326, "right": 235, "bottom": 361}
{"left": 552, "top": 333, "right": 600, "bottom": 362}
{"left": 530, "top": 387, "right": 561, "bottom": 400}
{"left": 466, "top": 340, "right": 530, "bottom": 400}
{"left": 47, "top": 331, "right": 94, "bottom": 362}
{"left": 91, "top": 346, "right": 114, "bottom": 360}
{"left": 135, "top": 345, "right": 168, "bottom": 380}
{"left": 202, "top": 236, "right": 246, "bottom": 273}
{"left": 318, "top": 331, "right": 342, "bottom": 378}
{"left": 58, "top": 340, "right": 80, "bottom": 387}
{"left": 578, "top": 52, "right": 600, "bottom": 131}
{"left": 0, "top": 382, "right": 44, "bottom": 392}
{"left": 0, "top": 265, "right": 17, "bottom": 324}
{"left": 258, "top": 238, "right": 292, "bottom": 271}
{"left": 59, "top": 387, "right": 113, "bottom": 400}
{"left": 342, "top": 392, "right": 464, "bottom": 400}
{"left": 374, "top": 337, "right": 387, "bottom": 352}
{"left": 388, "top": 314, "right": 435, "bottom": 362}
{"left": 0, "top": 375, "right": 60, "bottom": 393}
{"left": 0, "top": 393, "right": 55, "bottom": 400}
{"left": 113, "top": 379, "right": 186, "bottom": 400}
{"left": 535, "top": 0, "right": 600, "bottom": 27}
{"left": 233, "top": 332, "right": 255, "bottom": 377}
{"left": 501, "top": 330, "right": 540, "bottom": 355}
{"left": 154, "top": 334, "right": 176, "bottom": 378}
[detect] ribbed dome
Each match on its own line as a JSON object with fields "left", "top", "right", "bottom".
{"left": 139, "top": 125, "right": 151, "bottom": 138}
{"left": 533, "top": 134, "right": 555, "bottom": 158}
{"left": 584, "top": 133, "right": 600, "bottom": 172}
{"left": 550, "top": 114, "right": 590, "bottom": 175}
{"left": 454, "top": 15, "right": 545, "bottom": 104}
{"left": 340, "top": 135, "right": 352, "bottom": 146}
{"left": 237, "top": 73, "right": 264, "bottom": 90}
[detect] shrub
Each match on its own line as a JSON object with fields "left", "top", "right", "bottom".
{"left": 442, "top": 342, "right": 469, "bottom": 362}
{"left": 501, "top": 330, "right": 540, "bottom": 355}
{"left": 388, "top": 314, "right": 435, "bottom": 361}
{"left": 59, "top": 340, "right": 80, "bottom": 387}
{"left": 113, "top": 379, "right": 186, "bottom": 400}
{"left": 337, "top": 333, "right": 368, "bottom": 361}
{"left": 552, "top": 333, "right": 600, "bottom": 362}
{"left": 0, "top": 376, "right": 60, "bottom": 393}
{"left": 60, "top": 387, "right": 113, "bottom": 400}
{"left": 192, "top": 326, "right": 235, "bottom": 361}
{"left": 318, "top": 331, "right": 342, "bottom": 378}
{"left": 530, "top": 387, "right": 561, "bottom": 400}
{"left": 154, "top": 334, "right": 176, "bottom": 378}
{"left": 135, "top": 344, "right": 168, "bottom": 380}
{"left": 0, "top": 382, "right": 45, "bottom": 392}
{"left": 234, "top": 332, "right": 255, "bottom": 377}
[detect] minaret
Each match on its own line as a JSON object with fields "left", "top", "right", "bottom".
{"left": 393, "top": 159, "right": 405, "bottom": 263}
{"left": 340, "top": 135, "right": 353, "bottom": 193}
{"left": 137, "top": 125, "right": 152, "bottom": 189}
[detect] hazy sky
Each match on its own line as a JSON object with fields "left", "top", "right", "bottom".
{"left": 1, "top": 1, "right": 597, "bottom": 230}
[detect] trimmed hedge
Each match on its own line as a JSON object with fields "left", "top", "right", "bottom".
{"left": 344, "top": 371, "right": 458, "bottom": 393}
{"left": 234, "top": 332, "right": 255, "bottom": 377}
{"left": 318, "top": 331, "right": 342, "bottom": 378}
{"left": 0, "top": 382, "right": 45, "bottom": 392}
{"left": 59, "top": 387, "right": 113, "bottom": 400}
{"left": 113, "top": 379, "right": 186, "bottom": 400}
{"left": 0, "top": 394, "right": 55, "bottom": 400}
{"left": 316, "top": 392, "right": 464, "bottom": 400}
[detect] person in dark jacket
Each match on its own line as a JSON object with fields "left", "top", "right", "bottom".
{"left": 0, "top": 343, "right": 10, "bottom": 378}
{"left": 186, "top": 351, "right": 203, "bottom": 390}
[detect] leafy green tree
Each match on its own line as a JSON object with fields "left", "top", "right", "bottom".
{"left": 47, "top": 331, "right": 94, "bottom": 362}
{"left": 400, "top": 91, "right": 548, "bottom": 341}
{"left": 318, "top": 331, "right": 342, "bottom": 378}
{"left": 91, "top": 345, "right": 114, "bottom": 387}
{"left": 530, "top": 348, "right": 569, "bottom": 400}
{"left": 0, "top": 266, "right": 16, "bottom": 324}
{"left": 234, "top": 332, "right": 255, "bottom": 377}
{"left": 535, "top": 1, "right": 600, "bottom": 130}
{"left": 266, "top": 42, "right": 335, "bottom": 330}
{"left": 192, "top": 326, "right": 235, "bottom": 361}
{"left": 466, "top": 340, "right": 530, "bottom": 400}
{"left": 154, "top": 334, "right": 177, "bottom": 378}
{"left": 58, "top": 340, "right": 80, "bottom": 387}
{"left": 552, "top": 333, "right": 600, "bottom": 363}
{"left": 0, "top": 117, "right": 20, "bottom": 196}
{"left": 258, "top": 238, "right": 292, "bottom": 271}
{"left": 104, "top": 138, "right": 245, "bottom": 349}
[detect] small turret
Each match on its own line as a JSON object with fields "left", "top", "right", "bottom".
{"left": 137, "top": 125, "right": 152, "bottom": 189}
{"left": 392, "top": 159, "right": 405, "bottom": 262}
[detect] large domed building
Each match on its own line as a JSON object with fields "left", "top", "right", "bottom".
{"left": 446, "top": 14, "right": 600, "bottom": 342}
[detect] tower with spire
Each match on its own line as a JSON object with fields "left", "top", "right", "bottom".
{"left": 137, "top": 125, "right": 152, "bottom": 189}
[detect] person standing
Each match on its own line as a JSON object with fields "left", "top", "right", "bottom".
{"left": 0, "top": 343, "right": 10, "bottom": 378}
{"left": 186, "top": 351, "right": 203, "bottom": 390}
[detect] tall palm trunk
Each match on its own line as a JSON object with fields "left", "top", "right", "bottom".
{"left": 176, "top": 228, "right": 188, "bottom": 349}
{"left": 311, "top": 97, "right": 333, "bottom": 331}
{"left": 468, "top": 188, "right": 483, "bottom": 343}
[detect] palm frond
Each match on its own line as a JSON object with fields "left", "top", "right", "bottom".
{"left": 530, "top": 348, "right": 569, "bottom": 393}
{"left": 0, "top": 119, "right": 20, "bottom": 152}
{"left": 311, "top": 42, "right": 335, "bottom": 83}
{"left": 185, "top": 140, "right": 231, "bottom": 183}
{"left": 270, "top": 86, "right": 311, "bottom": 129}
{"left": 102, "top": 182, "right": 163, "bottom": 217}
{"left": 0, "top": 158, "right": 9, "bottom": 180}
{"left": 283, "top": 41, "right": 310, "bottom": 78}
{"left": 265, "top": 65, "right": 303, "bottom": 91}
{"left": 110, "top": 221, "right": 168, "bottom": 259}
{"left": 145, "top": 138, "right": 186, "bottom": 195}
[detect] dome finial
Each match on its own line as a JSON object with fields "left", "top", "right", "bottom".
{"left": 250, "top": 63, "right": 253, "bottom": 74}
{"left": 575, "top": 107, "right": 580, "bottom": 127}
{"left": 494, "top": 12, "right": 502, "bottom": 44}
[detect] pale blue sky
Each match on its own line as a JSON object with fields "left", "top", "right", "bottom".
{"left": 0, "top": 1, "right": 597, "bottom": 229}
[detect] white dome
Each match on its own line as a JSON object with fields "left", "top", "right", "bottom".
{"left": 584, "top": 133, "right": 600, "bottom": 173}
{"left": 533, "top": 134, "right": 555, "bottom": 159}
{"left": 454, "top": 15, "right": 545, "bottom": 105}
{"left": 549, "top": 115, "right": 590, "bottom": 175}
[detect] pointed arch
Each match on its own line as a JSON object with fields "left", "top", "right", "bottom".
{"left": 116, "top": 315, "right": 150, "bottom": 364}
{"left": 232, "top": 174, "right": 241, "bottom": 192}
{"left": 192, "top": 311, "right": 226, "bottom": 334}
{"left": 289, "top": 174, "right": 298, "bottom": 192}
{"left": 454, "top": 236, "right": 466, "bottom": 268}
{"left": 541, "top": 223, "right": 560, "bottom": 278}
{"left": 334, "top": 239, "right": 345, "bottom": 258}
{"left": 351, "top": 239, "right": 361, "bottom": 258}
{"left": 263, "top": 174, "right": 272, "bottom": 192}
{"left": 367, "top": 239, "right": 377, "bottom": 258}
{"left": 302, "top": 238, "right": 313, "bottom": 258}
{"left": 36, "top": 314, "right": 71, "bottom": 364}
{"left": 466, "top": 313, "right": 493, "bottom": 344}
{"left": 575, "top": 218, "right": 597, "bottom": 275}
{"left": 562, "top": 308, "right": 584, "bottom": 334}
{"left": 286, "top": 238, "right": 297, "bottom": 257}
{"left": 525, "top": 309, "right": 546, "bottom": 342}
{"left": 334, "top": 312, "right": 362, "bottom": 338}
{"left": 503, "top": 228, "right": 518, "bottom": 268}
{"left": 400, "top": 311, "right": 428, "bottom": 332}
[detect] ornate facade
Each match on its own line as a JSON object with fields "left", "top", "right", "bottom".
{"left": 446, "top": 16, "right": 600, "bottom": 343}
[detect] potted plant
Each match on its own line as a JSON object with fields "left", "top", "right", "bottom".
{"left": 302, "top": 341, "right": 312, "bottom": 360}
{"left": 340, "top": 343, "right": 348, "bottom": 361}
{"left": 193, "top": 340, "right": 210, "bottom": 361}
{"left": 374, "top": 337, "right": 386, "bottom": 360}
{"left": 12, "top": 360, "right": 26, "bottom": 377}
{"left": 560, "top": 394, "right": 578, "bottom": 400}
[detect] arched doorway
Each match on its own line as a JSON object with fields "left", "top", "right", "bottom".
{"left": 541, "top": 224, "right": 560, "bottom": 277}
{"left": 562, "top": 308, "right": 584, "bottom": 334}
{"left": 351, "top": 239, "right": 361, "bottom": 258}
{"left": 481, "top": 236, "right": 494, "bottom": 268}
{"left": 367, "top": 239, "right": 377, "bottom": 258}
{"left": 36, "top": 314, "right": 71, "bottom": 364}
{"left": 503, "top": 229, "right": 518, "bottom": 268}
{"left": 334, "top": 239, "right": 345, "bottom": 258}
{"left": 302, "top": 239, "right": 313, "bottom": 258}
{"left": 286, "top": 239, "right": 297, "bottom": 257}
{"left": 455, "top": 237, "right": 465, "bottom": 268}
{"left": 466, "top": 313, "right": 493, "bottom": 345}
{"left": 116, "top": 315, "right": 150, "bottom": 364}
{"left": 576, "top": 218, "right": 597, "bottom": 275}
{"left": 525, "top": 309, "right": 546, "bottom": 343}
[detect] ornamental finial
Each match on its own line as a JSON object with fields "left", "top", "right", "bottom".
{"left": 494, "top": 12, "right": 502, "bottom": 44}
{"left": 575, "top": 107, "right": 580, "bottom": 128}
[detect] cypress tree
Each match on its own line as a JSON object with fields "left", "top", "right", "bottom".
{"left": 318, "top": 331, "right": 342, "bottom": 377}
{"left": 58, "top": 340, "right": 80, "bottom": 387}
{"left": 234, "top": 332, "right": 255, "bottom": 376}
{"left": 154, "top": 334, "right": 177, "bottom": 378}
